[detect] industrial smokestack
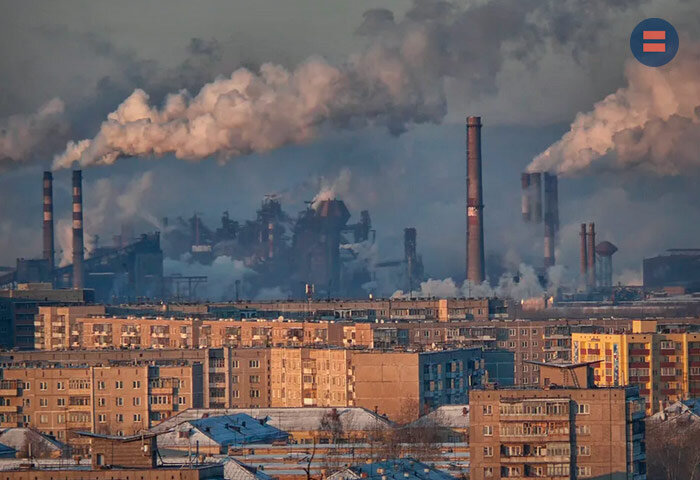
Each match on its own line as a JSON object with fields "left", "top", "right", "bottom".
{"left": 72, "top": 170, "right": 84, "bottom": 289}
{"left": 587, "top": 222, "right": 596, "bottom": 288}
{"left": 580, "top": 223, "right": 588, "bottom": 280}
{"left": 521, "top": 173, "right": 531, "bottom": 222}
{"left": 404, "top": 227, "right": 417, "bottom": 292}
{"left": 466, "top": 116, "right": 485, "bottom": 284}
{"left": 543, "top": 173, "right": 557, "bottom": 268}
{"left": 530, "top": 172, "right": 542, "bottom": 223}
{"left": 42, "top": 172, "right": 54, "bottom": 274}
{"left": 551, "top": 174, "right": 559, "bottom": 233}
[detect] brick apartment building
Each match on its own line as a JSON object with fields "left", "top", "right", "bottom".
{"left": 0, "top": 363, "right": 203, "bottom": 455}
{"left": 469, "top": 362, "right": 646, "bottom": 480}
{"left": 573, "top": 319, "right": 700, "bottom": 413}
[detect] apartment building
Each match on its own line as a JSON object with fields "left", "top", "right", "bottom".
{"left": 469, "top": 362, "right": 646, "bottom": 480}
{"left": 0, "top": 364, "right": 203, "bottom": 455}
{"left": 33, "top": 306, "right": 106, "bottom": 350}
{"left": 572, "top": 319, "right": 700, "bottom": 413}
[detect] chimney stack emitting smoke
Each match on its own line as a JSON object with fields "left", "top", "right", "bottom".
{"left": 72, "top": 170, "right": 84, "bottom": 289}
{"left": 543, "top": 172, "right": 557, "bottom": 268}
{"left": 42, "top": 171, "right": 54, "bottom": 275}
{"left": 587, "top": 222, "right": 596, "bottom": 288}
{"left": 520, "top": 173, "right": 531, "bottom": 222}
{"left": 466, "top": 116, "right": 485, "bottom": 284}
{"left": 530, "top": 172, "right": 542, "bottom": 223}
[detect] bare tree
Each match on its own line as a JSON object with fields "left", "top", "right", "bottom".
{"left": 646, "top": 419, "right": 700, "bottom": 480}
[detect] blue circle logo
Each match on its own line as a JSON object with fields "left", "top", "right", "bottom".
{"left": 630, "top": 18, "right": 679, "bottom": 67}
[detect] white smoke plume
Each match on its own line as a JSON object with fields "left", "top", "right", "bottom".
{"left": 55, "top": 171, "right": 161, "bottom": 265}
{"left": 53, "top": 0, "right": 644, "bottom": 171}
{"left": 164, "top": 254, "right": 255, "bottom": 301}
{"left": 392, "top": 263, "right": 547, "bottom": 301}
{"left": 312, "top": 168, "right": 352, "bottom": 208}
{"left": 529, "top": 43, "right": 700, "bottom": 176}
{"left": 0, "top": 99, "right": 69, "bottom": 172}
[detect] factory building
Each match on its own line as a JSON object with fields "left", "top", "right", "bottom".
{"left": 643, "top": 248, "right": 700, "bottom": 293}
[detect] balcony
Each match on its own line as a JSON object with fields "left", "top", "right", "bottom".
{"left": 0, "top": 405, "right": 19, "bottom": 413}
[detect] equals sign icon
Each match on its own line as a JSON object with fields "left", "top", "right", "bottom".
{"left": 643, "top": 30, "right": 666, "bottom": 52}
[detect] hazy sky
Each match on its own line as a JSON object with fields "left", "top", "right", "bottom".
{"left": 1, "top": 0, "right": 699, "bottom": 292}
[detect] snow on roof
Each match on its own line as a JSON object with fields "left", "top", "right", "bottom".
{"left": 188, "top": 414, "right": 288, "bottom": 447}
{"left": 152, "top": 407, "right": 393, "bottom": 435}
{"left": 407, "top": 405, "right": 470, "bottom": 429}
{"left": 649, "top": 399, "right": 700, "bottom": 423}
{"left": 0, "top": 428, "right": 68, "bottom": 457}
{"left": 328, "top": 458, "right": 458, "bottom": 480}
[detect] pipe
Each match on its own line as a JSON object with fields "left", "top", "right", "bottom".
{"left": 466, "top": 116, "right": 485, "bottom": 284}
{"left": 42, "top": 172, "right": 54, "bottom": 275}
{"left": 580, "top": 223, "right": 588, "bottom": 279}
{"left": 587, "top": 222, "right": 596, "bottom": 288}
{"left": 521, "top": 173, "right": 531, "bottom": 222}
{"left": 530, "top": 172, "right": 542, "bottom": 223}
{"left": 72, "top": 170, "right": 84, "bottom": 289}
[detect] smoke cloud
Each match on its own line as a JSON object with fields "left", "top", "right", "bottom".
{"left": 163, "top": 254, "right": 255, "bottom": 301}
{"left": 392, "top": 263, "right": 547, "bottom": 301}
{"left": 53, "top": 0, "right": 644, "bottom": 171}
{"left": 0, "top": 99, "right": 70, "bottom": 172}
{"left": 529, "top": 43, "right": 700, "bottom": 176}
{"left": 312, "top": 168, "right": 352, "bottom": 208}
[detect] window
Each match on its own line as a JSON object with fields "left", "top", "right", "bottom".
{"left": 133, "top": 380, "right": 141, "bottom": 388}
{"left": 97, "top": 381, "right": 105, "bottom": 390}
{"left": 484, "top": 467, "right": 493, "bottom": 478}
{"left": 232, "top": 390, "right": 240, "bottom": 398}
{"left": 57, "top": 398, "right": 66, "bottom": 406}
{"left": 57, "top": 414, "right": 65, "bottom": 424}
{"left": 483, "top": 446, "right": 493, "bottom": 457}
{"left": 98, "top": 414, "right": 107, "bottom": 423}
{"left": 521, "top": 341, "right": 528, "bottom": 348}
{"left": 232, "top": 360, "right": 239, "bottom": 368}
{"left": 40, "top": 382, "right": 47, "bottom": 391}
{"left": 482, "top": 405, "right": 492, "bottom": 415}
{"left": 115, "top": 381, "right": 123, "bottom": 389}
{"left": 249, "top": 360, "right": 260, "bottom": 368}
{"left": 23, "top": 381, "right": 30, "bottom": 390}
{"left": 40, "top": 414, "right": 48, "bottom": 424}
{"left": 249, "top": 375, "right": 260, "bottom": 383}
{"left": 134, "top": 414, "right": 142, "bottom": 422}
{"left": 483, "top": 425, "right": 493, "bottom": 436}
{"left": 40, "top": 398, "right": 48, "bottom": 407}
{"left": 577, "top": 403, "right": 590, "bottom": 414}
{"left": 98, "top": 397, "right": 106, "bottom": 407}
{"left": 576, "top": 424, "right": 591, "bottom": 435}
{"left": 178, "top": 396, "right": 186, "bottom": 405}
{"left": 250, "top": 389, "right": 260, "bottom": 398}
{"left": 116, "top": 397, "right": 124, "bottom": 406}
{"left": 116, "top": 414, "right": 123, "bottom": 422}
{"left": 133, "top": 397, "right": 141, "bottom": 406}
{"left": 56, "top": 381, "right": 65, "bottom": 390}
{"left": 577, "top": 466, "right": 592, "bottom": 477}
{"left": 579, "top": 445, "right": 591, "bottom": 456}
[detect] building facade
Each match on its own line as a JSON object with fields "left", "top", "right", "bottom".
{"left": 572, "top": 320, "right": 700, "bottom": 413}
{"left": 469, "top": 363, "right": 646, "bottom": 480}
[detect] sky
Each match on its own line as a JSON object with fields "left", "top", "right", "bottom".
{"left": 1, "top": 0, "right": 699, "bottom": 294}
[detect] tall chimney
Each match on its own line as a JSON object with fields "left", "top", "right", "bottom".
{"left": 587, "top": 222, "right": 596, "bottom": 288}
{"left": 521, "top": 173, "right": 531, "bottom": 222}
{"left": 580, "top": 223, "right": 588, "bottom": 279}
{"left": 42, "top": 172, "right": 55, "bottom": 274}
{"left": 530, "top": 172, "right": 542, "bottom": 223}
{"left": 466, "top": 116, "right": 485, "bottom": 284}
{"left": 404, "top": 227, "right": 417, "bottom": 292}
{"left": 72, "top": 170, "right": 84, "bottom": 289}
{"left": 543, "top": 173, "right": 556, "bottom": 268}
